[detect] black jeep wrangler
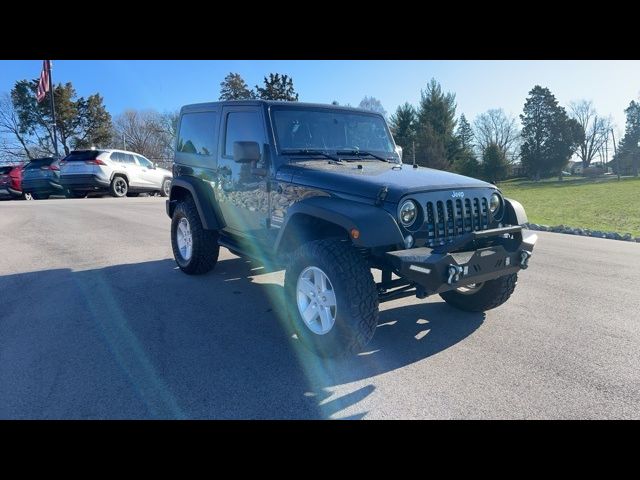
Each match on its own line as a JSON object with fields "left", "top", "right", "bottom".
{"left": 167, "top": 100, "right": 536, "bottom": 357}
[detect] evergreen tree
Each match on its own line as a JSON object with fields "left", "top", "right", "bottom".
{"left": 482, "top": 142, "right": 510, "bottom": 183}
{"left": 219, "top": 73, "right": 254, "bottom": 100}
{"left": 11, "top": 79, "right": 111, "bottom": 156}
{"left": 389, "top": 102, "right": 416, "bottom": 156}
{"left": 456, "top": 114, "right": 475, "bottom": 150}
{"left": 613, "top": 100, "right": 640, "bottom": 176}
{"left": 415, "top": 79, "right": 459, "bottom": 170}
{"left": 519, "top": 85, "right": 582, "bottom": 179}
{"left": 452, "top": 115, "right": 480, "bottom": 177}
{"left": 255, "top": 73, "right": 299, "bottom": 101}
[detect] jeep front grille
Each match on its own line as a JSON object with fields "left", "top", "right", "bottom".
{"left": 424, "top": 197, "right": 489, "bottom": 246}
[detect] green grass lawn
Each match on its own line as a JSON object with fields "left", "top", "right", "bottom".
{"left": 497, "top": 176, "right": 640, "bottom": 236}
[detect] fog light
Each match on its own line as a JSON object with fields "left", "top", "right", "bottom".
{"left": 404, "top": 235, "right": 414, "bottom": 249}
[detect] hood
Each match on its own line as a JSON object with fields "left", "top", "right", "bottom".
{"left": 277, "top": 160, "right": 492, "bottom": 203}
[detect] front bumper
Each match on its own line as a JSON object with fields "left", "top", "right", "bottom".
{"left": 385, "top": 226, "right": 537, "bottom": 295}
{"left": 60, "top": 174, "right": 110, "bottom": 190}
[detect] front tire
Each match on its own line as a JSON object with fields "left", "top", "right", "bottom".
{"left": 439, "top": 273, "right": 518, "bottom": 312}
{"left": 284, "top": 239, "right": 379, "bottom": 357}
{"left": 110, "top": 176, "right": 128, "bottom": 197}
{"left": 171, "top": 197, "right": 219, "bottom": 275}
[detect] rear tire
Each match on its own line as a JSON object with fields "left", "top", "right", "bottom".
{"left": 160, "top": 178, "right": 171, "bottom": 197}
{"left": 439, "top": 273, "right": 518, "bottom": 312}
{"left": 171, "top": 197, "right": 219, "bottom": 275}
{"left": 284, "top": 239, "right": 379, "bottom": 357}
{"left": 110, "top": 176, "right": 128, "bottom": 197}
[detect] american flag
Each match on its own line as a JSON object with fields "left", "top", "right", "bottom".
{"left": 36, "top": 60, "right": 50, "bottom": 103}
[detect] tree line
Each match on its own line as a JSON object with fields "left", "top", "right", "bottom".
{"left": 2, "top": 70, "right": 639, "bottom": 179}
{"left": 387, "top": 80, "right": 639, "bottom": 181}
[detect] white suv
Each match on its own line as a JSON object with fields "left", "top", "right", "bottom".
{"left": 60, "top": 149, "right": 173, "bottom": 198}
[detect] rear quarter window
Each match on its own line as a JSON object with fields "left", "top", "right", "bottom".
{"left": 177, "top": 112, "right": 218, "bottom": 156}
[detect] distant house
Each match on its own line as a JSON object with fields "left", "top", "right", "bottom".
{"left": 569, "top": 161, "right": 583, "bottom": 175}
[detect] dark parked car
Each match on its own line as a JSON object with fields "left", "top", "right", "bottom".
{"left": 0, "top": 164, "right": 26, "bottom": 200}
{"left": 167, "top": 100, "right": 536, "bottom": 357}
{"left": 21, "top": 157, "right": 65, "bottom": 200}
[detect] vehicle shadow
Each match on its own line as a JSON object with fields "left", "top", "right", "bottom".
{"left": 0, "top": 255, "right": 483, "bottom": 420}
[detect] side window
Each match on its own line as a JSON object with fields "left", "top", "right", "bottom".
{"left": 110, "top": 152, "right": 122, "bottom": 163}
{"left": 135, "top": 155, "right": 152, "bottom": 168}
{"left": 224, "top": 111, "right": 265, "bottom": 157}
{"left": 177, "top": 112, "right": 218, "bottom": 156}
{"left": 121, "top": 154, "right": 135, "bottom": 164}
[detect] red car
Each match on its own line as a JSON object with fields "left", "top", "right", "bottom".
{"left": 0, "top": 164, "right": 27, "bottom": 200}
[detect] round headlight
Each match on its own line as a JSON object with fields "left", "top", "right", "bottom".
{"left": 489, "top": 193, "right": 501, "bottom": 214}
{"left": 399, "top": 200, "right": 418, "bottom": 227}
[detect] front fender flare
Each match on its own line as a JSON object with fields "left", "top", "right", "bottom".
{"left": 504, "top": 197, "right": 528, "bottom": 226}
{"left": 274, "top": 196, "right": 404, "bottom": 251}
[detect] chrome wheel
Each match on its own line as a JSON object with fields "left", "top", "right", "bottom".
{"left": 163, "top": 179, "right": 171, "bottom": 197}
{"left": 113, "top": 177, "right": 127, "bottom": 196}
{"left": 296, "top": 266, "right": 337, "bottom": 335}
{"left": 23, "top": 193, "right": 33, "bottom": 200}
{"left": 456, "top": 283, "right": 484, "bottom": 295}
{"left": 176, "top": 217, "right": 193, "bottom": 261}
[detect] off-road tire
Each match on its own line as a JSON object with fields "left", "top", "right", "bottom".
{"left": 284, "top": 239, "right": 379, "bottom": 357}
{"left": 110, "top": 176, "right": 128, "bottom": 197}
{"left": 171, "top": 197, "right": 219, "bottom": 275}
{"left": 440, "top": 273, "right": 518, "bottom": 312}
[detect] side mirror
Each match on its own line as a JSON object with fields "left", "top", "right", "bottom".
{"left": 233, "top": 141, "right": 261, "bottom": 163}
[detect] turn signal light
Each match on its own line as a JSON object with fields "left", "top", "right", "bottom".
{"left": 350, "top": 228, "right": 360, "bottom": 240}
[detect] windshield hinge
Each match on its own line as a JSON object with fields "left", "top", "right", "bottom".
{"left": 375, "top": 186, "right": 389, "bottom": 206}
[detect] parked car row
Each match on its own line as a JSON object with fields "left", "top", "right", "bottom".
{"left": 0, "top": 149, "right": 172, "bottom": 201}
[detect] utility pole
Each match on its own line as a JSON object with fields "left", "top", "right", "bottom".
{"left": 48, "top": 61, "right": 59, "bottom": 158}
{"left": 412, "top": 140, "right": 416, "bottom": 168}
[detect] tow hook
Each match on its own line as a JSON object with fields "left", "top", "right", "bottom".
{"left": 520, "top": 250, "right": 532, "bottom": 269}
{"left": 447, "top": 265, "right": 464, "bottom": 285}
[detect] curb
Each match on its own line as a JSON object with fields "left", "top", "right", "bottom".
{"left": 525, "top": 223, "right": 640, "bottom": 243}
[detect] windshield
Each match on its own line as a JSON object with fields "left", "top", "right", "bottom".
{"left": 271, "top": 107, "right": 396, "bottom": 157}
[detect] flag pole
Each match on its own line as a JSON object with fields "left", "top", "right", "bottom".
{"left": 47, "top": 60, "right": 59, "bottom": 158}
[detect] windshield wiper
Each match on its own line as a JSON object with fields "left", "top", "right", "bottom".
{"left": 336, "top": 148, "right": 392, "bottom": 163}
{"left": 280, "top": 149, "right": 341, "bottom": 162}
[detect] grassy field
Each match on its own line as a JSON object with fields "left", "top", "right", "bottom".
{"left": 498, "top": 176, "right": 640, "bottom": 237}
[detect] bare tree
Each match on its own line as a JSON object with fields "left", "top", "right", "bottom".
{"left": 112, "top": 109, "right": 176, "bottom": 160}
{"left": 473, "top": 109, "right": 520, "bottom": 161}
{"left": 0, "top": 93, "right": 42, "bottom": 162}
{"left": 358, "top": 96, "right": 387, "bottom": 117}
{"left": 569, "top": 100, "right": 611, "bottom": 168}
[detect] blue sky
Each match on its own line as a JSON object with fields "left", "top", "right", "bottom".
{"left": 1, "top": 60, "right": 639, "bottom": 136}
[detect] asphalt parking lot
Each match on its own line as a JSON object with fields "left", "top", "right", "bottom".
{"left": 1, "top": 197, "right": 640, "bottom": 419}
